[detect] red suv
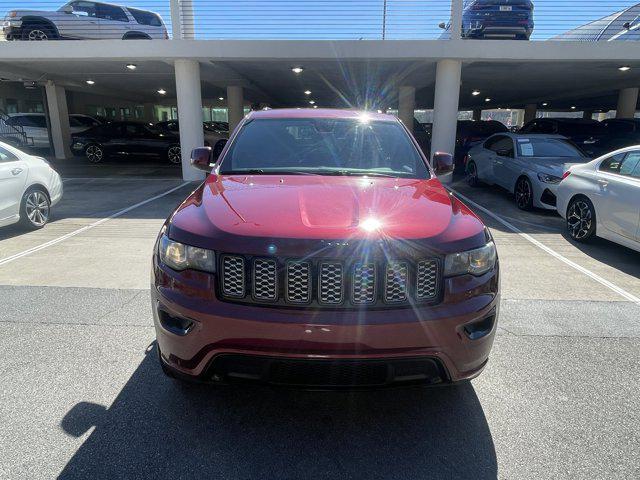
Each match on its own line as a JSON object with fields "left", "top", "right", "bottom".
{"left": 152, "top": 109, "right": 499, "bottom": 388}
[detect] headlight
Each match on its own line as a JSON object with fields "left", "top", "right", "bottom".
{"left": 537, "top": 172, "right": 562, "bottom": 184}
{"left": 444, "top": 241, "right": 497, "bottom": 277}
{"left": 158, "top": 234, "right": 215, "bottom": 273}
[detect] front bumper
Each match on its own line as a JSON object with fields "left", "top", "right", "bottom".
{"left": 152, "top": 260, "right": 500, "bottom": 387}
{"left": 2, "top": 21, "right": 22, "bottom": 40}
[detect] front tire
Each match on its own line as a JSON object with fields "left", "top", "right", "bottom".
{"left": 85, "top": 143, "right": 104, "bottom": 163}
{"left": 566, "top": 196, "right": 596, "bottom": 242}
{"left": 19, "top": 187, "right": 51, "bottom": 230}
{"left": 21, "top": 24, "right": 56, "bottom": 41}
{"left": 514, "top": 176, "right": 534, "bottom": 210}
{"left": 167, "top": 144, "right": 181, "bottom": 164}
{"left": 466, "top": 160, "right": 479, "bottom": 187}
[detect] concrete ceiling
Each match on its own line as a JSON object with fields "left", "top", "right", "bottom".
{"left": 1, "top": 57, "right": 639, "bottom": 112}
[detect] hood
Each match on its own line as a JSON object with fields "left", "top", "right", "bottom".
{"left": 528, "top": 156, "right": 589, "bottom": 175}
{"left": 168, "top": 175, "right": 488, "bottom": 256}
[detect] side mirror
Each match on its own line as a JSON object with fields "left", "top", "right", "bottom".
{"left": 623, "top": 21, "right": 631, "bottom": 29}
{"left": 496, "top": 149, "right": 512, "bottom": 158}
{"left": 433, "top": 152, "right": 454, "bottom": 175}
{"left": 190, "top": 146, "right": 212, "bottom": 172}
{"left": 62, "top": 5, "right": 74, "bottom": 13}
{"left": 438, "top": 22, "right": 446, "bottom": 29}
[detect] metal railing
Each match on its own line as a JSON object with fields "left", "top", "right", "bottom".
{"left": 0, "top": 108, "right": 32, "bottom": 147}
{"left": 0, "top": 0, "right": 639, "bottom": 41}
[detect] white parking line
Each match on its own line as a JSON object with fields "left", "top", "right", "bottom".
{"left": 0, "top": 182, "right": 191, "bottom": 267}
{"left": 450, "top": 188, "right": 640, "bottom": 306}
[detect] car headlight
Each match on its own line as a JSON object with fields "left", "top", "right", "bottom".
{"left": 72, "top": 141, "right": 85, "bottom": 149}
{"left": 444, "top": 241, "right": 497, "bottom": 277}
{"left": 537, "top": 173, "right": 562, "bottom": 184}
{"left": 158, "top": 234, "right": 215, "bottom": 273}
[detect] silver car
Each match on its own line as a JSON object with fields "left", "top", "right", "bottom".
{"left": 3, "top": 1, "right": 168, "bottom": 41}
{"left": 465, "top": 133, "right": 590, "bottom": 210}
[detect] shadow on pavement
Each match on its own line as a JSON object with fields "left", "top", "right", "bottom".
{"left": 58, "top": 344, "right": 497, "bottom": 479}
{"left": 560, "top": 231, "right": 640, "bottom": 278}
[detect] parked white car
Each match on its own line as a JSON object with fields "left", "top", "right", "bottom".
{"left": 3, "top": 113, "right": 97, "bottom": 149}
{"left": 557, "top": 146, "right": 640, "bottom": 252}
{"left": 0, "top": 142, "right": 63, "bottom": 229}
{"left": 3, "top": 1, "right": 168, "bottom": 41}
{"left": 466, "top": 133, "right": 589, "bottom": 210}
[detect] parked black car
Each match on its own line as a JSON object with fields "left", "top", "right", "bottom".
{"left": 71, "top": 121, "right": 181, "bottom": 164}
{"left": 461, "top": 0, "right": 534, "bottom": 40}
{"left": 520, "top": 117, "right": 640, "bottom": 157}
{"left": 455, "top": 119, "right": 508, "bottom": 169}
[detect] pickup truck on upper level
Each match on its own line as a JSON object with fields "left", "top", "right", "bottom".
{"left": 2, "top": 1, "right": 168, "bottom": 41}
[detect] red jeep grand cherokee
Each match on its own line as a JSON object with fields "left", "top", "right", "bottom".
{"left": 152, "top": 109, "right": 499, "bottom": 388}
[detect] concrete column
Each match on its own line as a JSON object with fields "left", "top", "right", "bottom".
{"left": 181, "top": 0, "right": 195, "bottom": 39}
{"left": 398, "top": 86, "right": 416, "bottom": 133}
{"left": 472, "top": 109, "right": 482, "bottom": 121}
{"left": 582, "top": 109, "right": 594, "bottom": 120}
{"left": 616, "top": 88, "right": 638, "bottom": 118}
{"left": 227, "top": 85, "right": 244, "bottom": 133}
{"left": 450, "top": 0, "right": 463, "bottom": 40}
{"left": 169, "top": 0, "right": 181, "bottom": 38}
{"left": 431, "top": 59, "right": 462, "bottom": 184}
{"left": 174, "top": 59, "right": 205, "bottom": 181}
{"left": 44, "top": 81, "right": 72, "bottom": 160}
{"left": 524, "top": 104, "right": 537, "bottom": 124}
{"left": 143, "top": 103, "right": 156, "bottom": 123}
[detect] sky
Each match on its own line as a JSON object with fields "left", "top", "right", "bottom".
{"left": 1, "top": 0, "right": 638, "bottom": 40}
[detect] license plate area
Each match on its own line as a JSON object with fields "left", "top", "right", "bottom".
{"left": 500, "top": 5, "right": 513, "bottom": 11}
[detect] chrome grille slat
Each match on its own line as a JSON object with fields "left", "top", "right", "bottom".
{"left": 319, "top": 262, "right": 344, "bottom": 304}
{"left": 286, "top": 261, "right": 311, "bottom": 303}
{"left": 252, "top": 258, "right": 278, "bottom": 301}
{"left": 352, "top": 263, "right": 376, "bottom": 304}
{"left": 385, "top": 262, "right": 409, "bottom": 303}
{"left": 221, "top": 255, "right": 245, "bottom": 298}
{"left": 416, "top": 260, "right": 439, "bottom": 301}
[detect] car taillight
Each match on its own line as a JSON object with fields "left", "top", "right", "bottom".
{"left": 561, "top": 171, "right": 571, "bottom": 180}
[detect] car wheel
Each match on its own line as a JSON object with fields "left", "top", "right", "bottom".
{"left": 514, "top": 176, "right": 533, "bottom": 210}
{"left": 167, "top": 145, "right": 181, "bottom": 164}
{"left": 566, "top": 196, "right": 596, "bottom": 242}
{"left": 466, "top": 160, "right": 479, "bottom": 187}
{"left": 19, "top": 187, "right": 50, "bottom": 230}
{"left": 85, "top": 144, "right": 104, "bottom": 163}
{"left": 22, "top": 25, "right": 54, "bottom": 41}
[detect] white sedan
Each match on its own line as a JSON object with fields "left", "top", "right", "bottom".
{"left": 557, "top": 146, "right": 640, "bottom": 252}
{"left": 466, "top": 133, "right": 589, "bottom": 210}
{"left": 0, "top": 141, "right": 63, "bottom": 229}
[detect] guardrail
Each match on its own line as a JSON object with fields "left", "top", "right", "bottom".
{"left": 1, "top": 0, "right": 639, "bottom": 41}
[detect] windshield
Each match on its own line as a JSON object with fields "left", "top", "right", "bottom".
{"left": 219, "top": 118, "right": 430, "bottom": 178}
{"left": 516, "top": 138, "right": 585, "bottom": 158}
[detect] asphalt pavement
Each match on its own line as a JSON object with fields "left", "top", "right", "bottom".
{"left": 0, "top": 174, "right": 639, "bottom": 480}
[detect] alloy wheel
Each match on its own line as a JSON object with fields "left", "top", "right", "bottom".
{"left": 86, "top": 145, "right": 103, "bottom": 163}
{"left": 25, "top": 191, "right": 50, "bottom": 227}
{"left": 515, "top": 178, "right": 532, "bottom": 209}
{"left": 567, "top": 200, "right": 593, "bottom": 240}
{"left": 168, "top": 145, "right": 181, "bottom": 164}
{"left": 27, "top": 29, "right": 48, "bottom": 41}
{"left": 466, "top": 162, "right": 478, "bottom": 186}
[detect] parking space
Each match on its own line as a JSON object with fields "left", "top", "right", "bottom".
{"left": 1, "top": 176, "right": 639, "bottom": 479}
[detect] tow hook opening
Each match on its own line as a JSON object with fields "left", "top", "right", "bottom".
{"left": 464, "top": 313, "right": 496, "bottom": 340}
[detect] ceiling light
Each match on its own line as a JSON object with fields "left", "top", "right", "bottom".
{"left": 86, "top": 80, "right": 95, "bottom": 85}
{"left": 157, "top": 88, "right": 166, "bottom": 95}
{"left": 218, "top": 97, "right": 224, "bottom": 100}
{"left": 484, "top": 98, "right": 491, "bottom": 102}
{"left": 126, "top": 64, "right": 137, "bottom": 70}
{"left": 291, "top": 67, "right": 304, "bottom": 74}
{"left": 571, "top": 106, "right": 576, "bottom": 110}
{"left": 309, "top": 100, "right": 315, "bottom": 104}
{"left": 313, "top": 105, "right": 318, "bottom": 109}
{"left": 619, "top": 66, "right": 631, "bottom": 71}
{"left": 542, "top": 102, "right": 548, "bottom": 106}
{"left": 304, "top": 90, "right": 312, "bottom": 95}
{"left": 472, "top": 90, "right": 481, "bottom": 96}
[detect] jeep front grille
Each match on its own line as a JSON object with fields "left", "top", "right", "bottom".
{"left": 218, "top": 255, "right": 441, "bottom": 308}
